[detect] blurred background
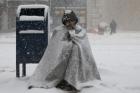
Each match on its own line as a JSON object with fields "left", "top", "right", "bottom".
{"left": 0, "top": 0, "right": 140, "bottom": 33}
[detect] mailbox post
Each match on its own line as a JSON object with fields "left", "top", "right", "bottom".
{"left": 16, "top": 5, "right": 49, "bottom": 77}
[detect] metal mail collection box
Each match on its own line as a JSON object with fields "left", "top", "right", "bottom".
{"left": 16, "top": 5, "right": 49, "bottom": 77}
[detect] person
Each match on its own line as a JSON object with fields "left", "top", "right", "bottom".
{"left": 28, "top": 10, "right": 101, "bottom": 92}
{"left": 110, "top": 19, "right": 117, "bottom": 35}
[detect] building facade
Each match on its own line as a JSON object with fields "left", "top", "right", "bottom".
{"left": 87, "top": 0, "right": 140, "bottom": 31}
{"left": 1, "top": 0, "right": 140, "bottom": 32}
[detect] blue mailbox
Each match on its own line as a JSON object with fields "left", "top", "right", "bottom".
{"left": 16, "top": 5, "right": 49, "bottom": 77}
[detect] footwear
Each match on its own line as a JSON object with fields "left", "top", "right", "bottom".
{"left": 28, "top": 85, "right": 33, "bottom": 89}
{"left": 56, "top": 80, "right": 78, "bottom": 92}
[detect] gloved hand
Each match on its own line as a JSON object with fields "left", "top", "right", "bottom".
{"left": 68, "top": 25, "right": 85, "bottom": 38}
{"left": 75, "top": 25, "right": 82, "bottom": 34}
{"left": 68, "top": 30, "right": 76, "bottom": 38}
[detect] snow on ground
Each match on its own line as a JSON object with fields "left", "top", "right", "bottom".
{"left": 0, "top": 32, "right": 140, "bottom": 93}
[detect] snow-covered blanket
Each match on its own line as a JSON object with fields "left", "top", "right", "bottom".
{"left": 28, "top": 25, "right": 101, "bottom": 90}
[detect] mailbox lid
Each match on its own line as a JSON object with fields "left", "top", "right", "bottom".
{"left": 17, "top": 4, "right": 49, "bottom": 18}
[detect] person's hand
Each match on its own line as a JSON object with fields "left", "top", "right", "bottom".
{"left": 75, "top": 25, "right": 82, "bottom": 34}
{"left": 68, "top": 30, "right": 76, "bottom": 38}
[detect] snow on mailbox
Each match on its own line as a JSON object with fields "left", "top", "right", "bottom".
{"left": 16, "top": 4, "right": 49, "bottom": 77}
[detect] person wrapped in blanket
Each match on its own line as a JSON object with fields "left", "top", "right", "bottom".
{"left": 28, "top": 10, "right": 101, "bottom": 92}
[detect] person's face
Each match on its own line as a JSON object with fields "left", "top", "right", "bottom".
{"left": 65, "top": 20, "right": 76, "bottom": 30}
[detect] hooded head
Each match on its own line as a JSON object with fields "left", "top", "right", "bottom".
{"left": 62, "top": 10, "right": 78, "bottom": 25}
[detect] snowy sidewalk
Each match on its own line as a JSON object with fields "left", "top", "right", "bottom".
{"left": 0, "top": 32, "right": 140, "bottom": 93}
